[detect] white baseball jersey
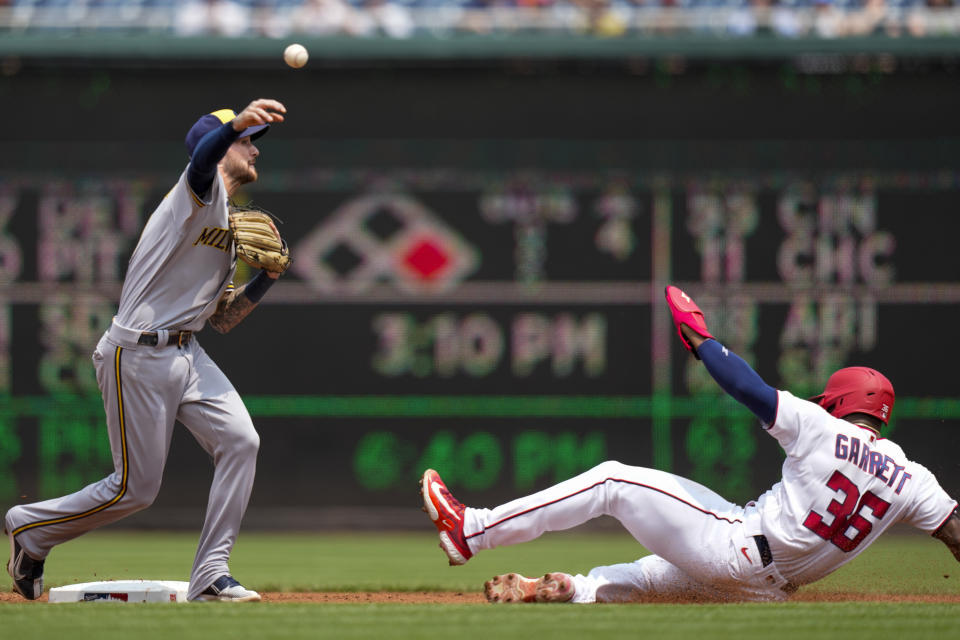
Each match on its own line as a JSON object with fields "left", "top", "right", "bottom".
{"left": 756, "top": 390, "right": 957, "bottom": 586}
{"left": 461, "top": 390, "right": 956, "bottom": 603}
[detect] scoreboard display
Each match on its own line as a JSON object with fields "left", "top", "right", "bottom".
{"left": 1, "top": 60, "right": 959, "bottom": 523}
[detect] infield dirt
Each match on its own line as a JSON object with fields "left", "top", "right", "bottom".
{"left": 4, "top": 591, "right": 960, "bottom": 604}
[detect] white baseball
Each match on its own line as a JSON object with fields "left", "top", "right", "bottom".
{"left": 283, "top": 44, "right": 309, "bottom": 69}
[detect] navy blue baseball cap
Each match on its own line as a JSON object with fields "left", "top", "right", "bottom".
{"left": 184, "top": 108, "right": 270, "bottom": 157}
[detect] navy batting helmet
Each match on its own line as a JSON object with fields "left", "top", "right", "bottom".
{"left": 810, "top": 366, "right": 895, "bottom": 425}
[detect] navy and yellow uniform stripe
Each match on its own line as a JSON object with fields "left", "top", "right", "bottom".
{"left": 11, "top": 346, "right": 130, "bottom": 536}
{"left": 188, "top": 187, "right": 206, "bottom": 208}
{"left": 163, "top": 183, "right": 208, "bottom": 209}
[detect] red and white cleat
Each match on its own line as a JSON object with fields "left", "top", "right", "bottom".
{"left": 484, "top": 572, "right": 575, "bottom": 604}
{"left": 420, "top": 469, "right": 473, "bottom": 566}
{"left": 664, "top": 285, "right": 715, "bottom": 360}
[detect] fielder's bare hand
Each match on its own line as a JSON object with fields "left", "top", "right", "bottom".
{"left": 233, "top": 99, "right": 286, "bottom": 132}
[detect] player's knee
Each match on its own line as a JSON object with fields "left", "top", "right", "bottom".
{"left": 235, "top": 426, "right": 260, "bottom": 457}
{"left": 123, "top": 478, "right": 163, "bottom": 512}
{"left": 103, "top": 471, "right": 158, "bottom": 513}
{"left": 124, "top": 495, "right": 155, "bottom": 512}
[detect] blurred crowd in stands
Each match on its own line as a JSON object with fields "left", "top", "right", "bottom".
{"left": 0, "top": 0, "right": 958, "bottom": 38}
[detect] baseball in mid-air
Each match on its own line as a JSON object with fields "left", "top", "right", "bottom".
{"left": 283, "top": 43, "right": 309, "bottom": 69}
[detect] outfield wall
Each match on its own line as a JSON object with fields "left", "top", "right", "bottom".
{"left": 1, "top": 55, "right": 958, "bottom": 526}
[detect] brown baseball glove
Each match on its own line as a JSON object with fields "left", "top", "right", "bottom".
{"left": 228, "top": 205, "right": 292, "bottom": 274}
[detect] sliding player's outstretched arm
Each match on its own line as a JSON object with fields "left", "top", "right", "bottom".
{"left": 665, "top": 285, "right": 777, "bottom": 425}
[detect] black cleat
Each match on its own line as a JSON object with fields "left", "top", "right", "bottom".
{"left": 7, "top": 530, "right": 44, "bottom": 600}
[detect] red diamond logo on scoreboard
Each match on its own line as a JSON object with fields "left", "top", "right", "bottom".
{"left": 394, "top": 224, "right": 475, "bottom": 293}
{"left": 403, "top": 236, "right": 450, "bottom": 281}
{"left": 293, "top": 194, "right": 479, "bottom": 294}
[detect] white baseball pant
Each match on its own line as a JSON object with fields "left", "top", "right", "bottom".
{"left": 463, "top": 460, "right": 793, "bottom": 602}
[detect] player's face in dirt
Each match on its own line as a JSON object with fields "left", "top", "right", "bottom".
{"left": 222, "top": 136, "right": 260, "bottom": 185}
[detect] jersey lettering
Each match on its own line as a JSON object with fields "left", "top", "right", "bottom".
{"left": 803, "top": 470, "right": 892, "bottom": 552}
{"left": 868, "top": 451, "right": 884, "bottom": 477}
{"left": 895, "top": 471, "right": 912, "bottom": 494}
{"left": 848, "top": 437, "right": 859, "bottom": 464}
{"left": 834, "top": 434, "right": 847, "bottom": 459}
{"left": 833, "top": 435, "right": 912, "bottom": 493}
{"left": 877, "top": 455, "right": 892, "bottom": 483}
{"left": 193, "top": 227, "right": 232, "bottom": 252}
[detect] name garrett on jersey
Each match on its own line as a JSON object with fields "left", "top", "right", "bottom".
{"left": 834, "top": 434, "right": 912, "bottom": 494}
{"left": 194, "top": 227, "right": 232, "bottom": 253}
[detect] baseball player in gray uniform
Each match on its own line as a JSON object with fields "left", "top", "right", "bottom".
{"left": 421, "top": 285, "right": 960, "bottom": 603}
{"left": 5, "top": 98, "right": 288, "bottom": 602}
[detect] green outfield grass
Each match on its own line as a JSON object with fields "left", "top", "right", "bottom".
{"left": 3, "top": 529, "right": 960, "bottom": 640}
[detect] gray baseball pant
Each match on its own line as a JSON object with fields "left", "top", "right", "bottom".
{"left": 4, "top": 328, "right": 259, "bottom": 601}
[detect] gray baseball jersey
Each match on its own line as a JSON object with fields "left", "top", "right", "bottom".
{"left": 5, "top": 169, "right": 259, "bottom": 601}
{"left": 117, "top": 167, "right": 236, "bottom": 330}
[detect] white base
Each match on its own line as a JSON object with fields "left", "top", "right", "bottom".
{"left": 48, "top": 580, "right": 190, "bottom": 603}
